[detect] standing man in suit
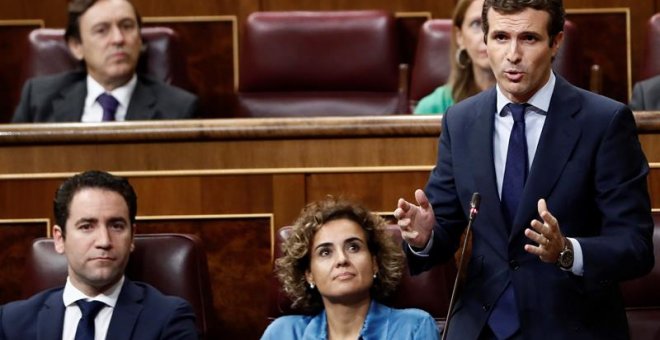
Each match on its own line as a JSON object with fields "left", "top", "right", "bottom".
{"left": 395, "top": 0, "right": 654, "bottom": 339}
{"left": 0, "top": 171, "right": 197, "bottom": 339}
{"left": 630, "top": 75, "right": 660, "bottom": 110}
{"left": 12, "top": 0, "right": 198, "bottom": 123}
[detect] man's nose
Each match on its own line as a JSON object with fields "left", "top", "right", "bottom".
{"left": 506, "top": 40, "right": 521, "bottom": 63}
{"left": 109, "top": 25, "right": 125, "bottom": 44}
{"left": 95, "top": 226, "right": 112, "bottom": 248}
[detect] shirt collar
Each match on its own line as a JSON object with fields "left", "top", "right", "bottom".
{"left": 62, "top": 275, "right": 125, "bottom": 308}
{"left": 496, "top": 71, "right": 555, "bottom": 115}
{"left": 86, "top": 74, "right": 137, "bottom": 109}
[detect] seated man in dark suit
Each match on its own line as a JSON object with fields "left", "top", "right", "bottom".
{"left": 12, "top": 0, "right": 198, "bottom": 123}
{"left": 630, "top": 74, "right": 660, "bottom": 110}
{"left": 0, "top": 170, "right": 198, "bottom": 339}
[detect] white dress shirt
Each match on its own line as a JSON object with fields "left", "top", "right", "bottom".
{"left": 61, "top": 276, "right": 125, "bottom": 340}
{"left": 81, "top": 75, "right": 137, "bottom": 122}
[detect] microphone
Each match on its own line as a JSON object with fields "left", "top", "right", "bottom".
{"left": 442, "top": 192, "right": 481, "bottom": 340}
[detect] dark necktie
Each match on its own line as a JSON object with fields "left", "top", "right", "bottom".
{"left": 487, "top": 103, "right": 527, "bottom": 339}
{"left": 75, "top": 300, "right": 106, "bottom": 340}
{"left": 97, "top": 93, "right": 119, "bottom": 121}
{"left": 501, "top": 103, "right": 529, "bottom": 229}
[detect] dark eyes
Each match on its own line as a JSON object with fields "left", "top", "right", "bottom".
{"left": 317, "top": 242, "right": 361, "bottom": 257}
{"left": 347, "top": 242, "right": 361, "bottom": 252}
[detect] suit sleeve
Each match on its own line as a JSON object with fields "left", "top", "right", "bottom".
{"left": 184, "top": 96, "right": 199, "bottom": 119}
{"left": 406, "top": 108, "right": 468, "bottom": 275}
{"left": 578, "top": 105, "right": 654, "bottom": 281}
{"left": 0, "top": 305, "right": 6, "bottom": 340}
{"left": 160, "top": 299, "right": 199, "bottom": 339}
{"left": 629, "top": 81, "right": 645, "bottom": 111}
{"left": 12, "top": 80, "right": 33, "bottom": 123}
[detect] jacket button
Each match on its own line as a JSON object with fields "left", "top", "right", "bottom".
{"left": 509, "top": 260, "right": 520, "bottom": 270}
{"left": 482, "top": 304, "right": 490, "bottom": 311}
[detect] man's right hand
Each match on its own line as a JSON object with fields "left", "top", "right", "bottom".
{"left": 394, "top": 189, "right": 435, "bottom": 249}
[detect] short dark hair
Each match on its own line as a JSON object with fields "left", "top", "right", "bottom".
{"left": 54, "top": 170, "right": 137, "bottom": 236}
{"left": 64, "top": 0, "right": 142, "bottom": 43}
{"left": 482, "top": 0, "right": 565, "bottom": 47}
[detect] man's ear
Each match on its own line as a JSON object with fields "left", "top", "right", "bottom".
{"left": 53, "top": 225, "right": 66, "bottom": 254}
{"left": 130, "top": 223, "right": 136, "bottom": 252}
{"left": 551, "top": 31, "right": 564, "bottom": 58}
{"left": 67, "top": 38, "right": 84, "bottom": 61}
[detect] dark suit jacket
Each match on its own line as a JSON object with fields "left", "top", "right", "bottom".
{"left": 408, "top": 76, "right": 654, "bottom": 339}
{"left": 0, "top": 279, "right": 198, "bottom": 339}
{"left": 12, "top": 71, "right": 198, "bottom": 122}
{"left": 630, "top": 75, "right": 660, "bottom": 111}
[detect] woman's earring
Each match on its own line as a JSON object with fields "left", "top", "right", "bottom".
{"left": 455, "top": 48, "right": 471, "bottom": 69}
{"left": 309, "top": 282, "right": 315, "bottom": 289}
{"left": 373, "top": 272, "right": 378, "bottom": 279}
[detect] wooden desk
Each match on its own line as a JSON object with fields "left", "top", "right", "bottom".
{"left": 0, "top": 113, "right": 658, "bottom": 338}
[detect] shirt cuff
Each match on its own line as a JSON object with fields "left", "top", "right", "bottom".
{"left": 565, "top": 237, "right": 584, "bottom": 276}
{"left": 407, "top": 230, "right": 434, "bottom": 257}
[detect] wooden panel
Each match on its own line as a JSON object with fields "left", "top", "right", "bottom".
{"left": 306, "top": 171, "right": 431, "bottom": 211}
{"left": 396, "top": 13, "right": 432, "bottom": 70}
{"left": 137, "top": 216, "right": 272, "bottom": 339}
{"left": 651, "top": 167, "right": 660, "bottom": 210}
{"left": 0, "top": 220, "right": 49, "bottom": 302}
{"left": 566, "top": 10, "right": 630, "bottom": 102}
{"left": 143, "top": 17, "right": 238, "bottom": 119}
{"left": 565, "top": 1, "right": 656, "bottom": 84}
{"left": 0, "top": 20, "right": 43, "bottom": 123}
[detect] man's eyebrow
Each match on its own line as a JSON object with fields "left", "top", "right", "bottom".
{"left": 74, "top": 217, "right": 98, "bottom": 225}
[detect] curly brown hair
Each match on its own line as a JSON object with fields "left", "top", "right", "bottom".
{"left": 275, "top": 197, "right": 405, "bottom": 314}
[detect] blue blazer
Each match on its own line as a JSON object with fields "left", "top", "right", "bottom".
{"left": 261, "top": 301, "right": 439, "bottom": 340}
{"left": 407, "top": 76, "right": 654, "bottom": 339}
{"left": 0, "top": 279, "right": 198, "bottom": 340}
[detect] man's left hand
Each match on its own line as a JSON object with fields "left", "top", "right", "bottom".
{"left": 524, "top": 198, "right": 565, "bottom": 263}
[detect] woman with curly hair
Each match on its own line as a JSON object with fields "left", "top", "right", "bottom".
{"left": 262, "top": 197, "right": 439, "bottom": 339}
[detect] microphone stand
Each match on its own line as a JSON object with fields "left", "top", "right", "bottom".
{"left": 441, "top": 193, "right": 481, "bottom": 340}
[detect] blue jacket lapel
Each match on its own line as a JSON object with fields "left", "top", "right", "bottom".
{"left": 126, "top": 76, "right": 158, "bottom": 120}
{"left": 51, "top": 80, "right": 86, "bottom": 122}
{"left": 37, "top": 291, "right": 66, "bottom": 340}
{"left": 510, "top": 76, "right": 582, "bottom": 237}
{"left": 106, "top": 279, "right": 144, "bottom": 339}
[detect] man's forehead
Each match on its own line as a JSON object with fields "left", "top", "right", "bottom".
{"left": 80, "top": 0, "right": 138, "bottom": 24}
{"left": 487, "top": 7, "right": 550, "bottom": 34}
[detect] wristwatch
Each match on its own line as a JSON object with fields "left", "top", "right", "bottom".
{"left": 556, "top": 237, "right": 574, "bottom": 270}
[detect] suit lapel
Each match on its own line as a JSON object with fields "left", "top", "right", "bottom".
{"left": 126, "top": 78, "right": 158, "bottom": 120}
{"left": 37, "top": 291, "right": 66, "bottom": 340}
{"left": 106, "top": 280, "right": 144, "bottom": 339}
{"left": 51, "top": 81, "right": 86, "bottom": 122}
{"left": 510, "top": 76, "right": 582, "bottom": 237}
{"left": 468, "top": 90, "right": 511, "bottom": 248}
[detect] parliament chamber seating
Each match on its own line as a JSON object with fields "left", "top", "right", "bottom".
{"left": 268, "top": 224, "right": 457, "bottom": 326}
{"left": 22, "top": 233, "right": 217, "bottom": 339}
{"left": 408, "top": 19, "right": 452, "bottom": 112}
{"left": 622, "top": 212, "right": 660, "bottom": 340}
{"left": 20, "top": 27, "right": 190, "bottom": 90}
{"left": 237, "top": 10, "right": 405, "bottom": 117}
{"left": 408, "top": 19, "right": 581, "bottom": 111}
{"left": 639, "top": 13, "right": 660, "bottom": 80}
